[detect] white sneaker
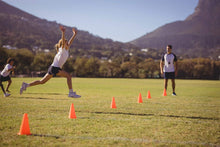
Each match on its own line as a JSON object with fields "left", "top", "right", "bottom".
{"left": 20, "top": 82, "right": 28, "bottom": 95}
{"left": 68, "top": 92, "right": 81, "bottom": 98}
{"left": 4, "top": 93, "right": 11, "bottom": 97}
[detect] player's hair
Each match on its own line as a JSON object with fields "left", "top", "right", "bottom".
{"left": 55, "top": 39, "right": 62, "bottom": 51}
{"left": 167, "top": 45, "right": 172, "bottom": 49}
{"left": 7, "top": 58, "right": 14, "bottom": 64}
{"left": 55, "top": 39, "right": 67, "bottom": 51}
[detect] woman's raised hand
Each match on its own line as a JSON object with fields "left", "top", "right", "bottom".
{"left": 60, "top": 25, "right": 65, "bottom": 32}
{"left": 72, "top": 28, "right": 77, "bottom": 35}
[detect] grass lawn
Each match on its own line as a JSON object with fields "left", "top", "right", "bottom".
{"left": 0, "top": 78, "right": 219, "bottom": 146}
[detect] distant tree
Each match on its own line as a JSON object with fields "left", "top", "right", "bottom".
{"left": 31, "top": 53, "right": 53, "bottom": 71}
{"left": 138, "top": 58, "right": 159, "bottom": 78}
{"left": 99, "top": 61, "right": 109, "bottom": 77}
{"left": 6, "top": 49, "right": 34, "bottom": 74}
{"left": 121, "top": 62, "right": 138, "bottom": 78}
{"left": 63, "top": 58, "right": 75, "bottom": 75}
{"left": 213, "top": 60, "right": 220, "bottom": 80}
{"left": 74, "top": 57, "right": 88, "bottom": 77}
{"left": 84, "top": 57, "right": 100, "bottom": 77}
{"left": 0, "top": 47, "right": 9, "bottom": 70}
{"left": 108, "top": 62, "right": 121, "bottom": 77}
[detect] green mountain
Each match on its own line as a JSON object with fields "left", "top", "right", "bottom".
{"left": 0, "top": 0, "right": 138, "bottom": 58}
{"left": 131, "top": 0, "right": 220, "bottom": 58}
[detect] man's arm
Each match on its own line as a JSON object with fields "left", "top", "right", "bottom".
{"left": 160, "top": 60, "right": 164, "bottom": 75}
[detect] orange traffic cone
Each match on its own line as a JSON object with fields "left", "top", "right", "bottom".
{"left": 147, "top": 91, "right": 151, "bottom": 99}
{"left": 138, "top": 93, "right": 143, "bottom": 103}
{"left": 69, "top": 103, "right": 77, "bottom": 119}
{"left": 111, "top": 97, "right": 117, "bottom": 108}
{"left": 163, "top": 89, "right": 167, "bottom": 96}
{"left": 18, "top": 113, "right": 31, "bottom": 135}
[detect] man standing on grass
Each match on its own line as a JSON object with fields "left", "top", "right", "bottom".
{"left": 160, "top": 45, "right": 178, "bottom": 96}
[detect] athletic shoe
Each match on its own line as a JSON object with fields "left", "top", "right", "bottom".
{"left": 4, "top": 93, "right": 11, "bottom": 97}
{"left": 20, "top": 82, "right": 28, "bottom": 95}
{"left": 172, "top": 92, "right": 177, "bottom": 96}
{"left": 68, "top": 92, "right": 81, "bottom": 98}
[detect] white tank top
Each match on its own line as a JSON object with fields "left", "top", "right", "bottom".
{"left": 1, "top": 64, "right": 13, "bottom": 77}
{"left": 51, "top": 47, "right": 69, "bottom": 68}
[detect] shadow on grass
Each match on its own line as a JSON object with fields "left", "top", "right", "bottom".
{"left": 81, "top": 111, "right": 219, "bottom": 121}
{"left": 17, "top": 96, "right": 70, "bottom": 100}
{"left": 25, "top": 93, "right": 65, "bottom": 95}
{"left": 18, "top": 96, "right": 50, "bottom": 100}
{"left": 31, "top": 134, "right": 60, "bottom": 139}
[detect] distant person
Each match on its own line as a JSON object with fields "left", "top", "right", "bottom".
{"left": 0, "top": 58, "right": 15, "bottom": 97}
{"left": 160, "top": 45, "right": 178, "bottom": 96}
{"left": 20, "top": 26, "right": 81, "bottom": 98}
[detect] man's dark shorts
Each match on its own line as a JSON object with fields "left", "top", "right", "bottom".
{"left": 0, "top": 75, "right": 11, "bottom": 82}
{"left": 164, "top": 72, "right": 175, "bottom": 79}
{"left": 47, "top": 66, "right": 62, "bottom": 77}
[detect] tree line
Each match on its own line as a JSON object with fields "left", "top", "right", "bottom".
{"left": 0, "top": 47, "right": 220, "bottom": 80}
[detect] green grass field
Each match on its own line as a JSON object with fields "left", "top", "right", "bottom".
{"left": 0, "top": 78, "right": 219, "bottom": 146}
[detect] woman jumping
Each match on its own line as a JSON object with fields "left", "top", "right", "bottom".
{"left": 20, "top": 26, "right": 81, "bottom": 98}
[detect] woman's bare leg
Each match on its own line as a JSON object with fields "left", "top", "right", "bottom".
{"left": 29, "top": 73, "right": 53, "bottom": 86}
{"left": 57, "top": 70, "right": 81, "bottom": 98}
{"left": 20, "top": 73, "right": 53, "bottom": 95}
{"left": 56, "top": 70, "right": 72, "bottom": 89}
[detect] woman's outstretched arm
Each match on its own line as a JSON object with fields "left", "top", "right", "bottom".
{"left": 67, "top": 28, "right": 77, "bottom": 49}
{"left": 59, "top": 25, "right": 66, "bottom": 48}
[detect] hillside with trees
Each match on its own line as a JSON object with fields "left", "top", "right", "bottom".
{"left": 0, "top": 0, "right": 139, "bottom": 59}
{"left": 131, "top": 0, "right": 220, "bottom": 59}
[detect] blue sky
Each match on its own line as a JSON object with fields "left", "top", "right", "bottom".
{"left": 3, "top": 0, "right": 198, "bottom": 42}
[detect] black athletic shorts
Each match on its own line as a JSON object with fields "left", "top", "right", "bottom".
{"left": 0, "top": 75, "right": 11, "bottom": 82}
{"left": 164, "top": 72, "right": 175, "bottom": 79}
{"left": 47, "top": 66, "right": 62, "bottom": 77}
